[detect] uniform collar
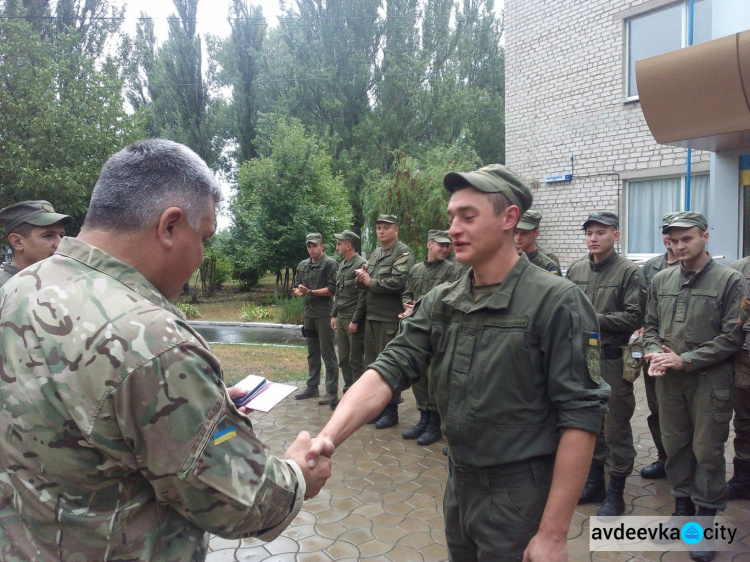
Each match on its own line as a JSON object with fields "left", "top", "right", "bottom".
{"left": 56, "top": 237, "right": 185, "bottom": 318}
{"left": 589, "top": 249, "right": 618, "bottom": 271}
{"left": 680, "top": 253, "right": 713, "bottom": 284}
{"left": 443, "top": 253, "right": 531, "bottom": 313}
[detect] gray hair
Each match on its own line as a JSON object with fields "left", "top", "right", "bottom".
{"left": 84, "top": 139, "right": 223, "bottom": 232}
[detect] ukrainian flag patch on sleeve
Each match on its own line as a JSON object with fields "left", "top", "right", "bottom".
{"left": 213, "top": 425, "right": 237, "bottom": 446}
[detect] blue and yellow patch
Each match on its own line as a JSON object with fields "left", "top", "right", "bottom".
{"left": 213, "top": 425, "right": 237, "bottom": 446}
{"left": 740, "top": 296, "right": 750, "bottom": 325}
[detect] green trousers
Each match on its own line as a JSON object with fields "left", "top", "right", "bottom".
{"left": 335, "top": 316, "right": 365, "bottom": 392}
{"left": 643, "top": 365, "right": 668, "bottom": 461}
{"left": 303, "top": 315, "right": 339, "bottom": 394}
{"left": 364, "top": 319, "right": 401, "bottom": 405}
{"left": 444, "top": 456, "right": 554, "bottom": 561}
{"left": 733, "top": 386, "right": 750, "bottom": 461}
{"left": 592, "top": 357, "right": 635, "bottom": 477}
{"left": 656, "top": 372, "right": 732, "bottom": 509}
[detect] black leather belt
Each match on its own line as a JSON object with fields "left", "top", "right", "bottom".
{"left": 602, "top": 347, "right": 623, "bottom": 360}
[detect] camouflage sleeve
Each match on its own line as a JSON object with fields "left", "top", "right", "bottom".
{"left": 106, "top": 341, "right": 304, "bottom": 541}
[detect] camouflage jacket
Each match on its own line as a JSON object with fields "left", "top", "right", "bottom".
{"left": 0, "top": 237, "right": 305, "bottom": 561}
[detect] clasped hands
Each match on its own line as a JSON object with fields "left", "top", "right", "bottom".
{"left": 644, "top": 345, "right": 684, "bottom": 377}
{"left": 292, "top": 284, "right": 310, "bottom": 297}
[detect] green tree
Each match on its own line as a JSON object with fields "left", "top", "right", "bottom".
{"left": 0, "top": 18, "right": 141, "bottom": 224}
{"left": 364, "top": 137, "right": 481, "bottom": 258}
{"left": 228, "top": 116, "right": 352, "bottom": 294}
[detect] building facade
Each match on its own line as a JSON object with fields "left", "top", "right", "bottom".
{"left": 505, "top": 0, "right": 750, "bottom": 268}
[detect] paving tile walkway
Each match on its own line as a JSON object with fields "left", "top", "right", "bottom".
{"left": 207, "top": 375, "right": 750, "bottom": 561}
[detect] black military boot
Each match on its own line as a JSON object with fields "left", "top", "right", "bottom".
{"left": 402, "top": 410, "right": 430, "bottom": 440}
{"left": 674, "top": 496, "right": 696, "bottom": 516}
{"left": 417, "top": 410, "right": 442, "bottom": 446}
{"left": 689, "top": 507, "right": 718, "bottom": 562}
{"left": 654, "top": 497, "right": 696, "bottom": 545}
{"left": 375, "top": 404, "right": 399, "bottom": 429}
{"left": 578, "top": 461, "right": 606, "bottom": 505}
{"left": 728, "top": 458, "right": 750, "bottom": 500}
{"left": 640, "top": 459, "right": 667, "bottom": 479}
{"left": 597, "top": 475, "right": 627, "bottom": 516}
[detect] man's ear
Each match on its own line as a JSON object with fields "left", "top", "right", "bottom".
{"left": 504, "top": 205, "right": 521, "bottom": 232}
{"left": 7, "top": 233, "right": 24, "bottom": 253}
{"left": 157, "top": 207, "right": 185, "bottom": 249}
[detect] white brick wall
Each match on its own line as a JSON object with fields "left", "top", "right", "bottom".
{"left": 504, "top": 0, "right": 711, "bottom": 267}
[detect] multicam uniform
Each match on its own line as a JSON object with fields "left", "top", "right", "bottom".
{"left": 371, "top": 254, "right": 608, "bottom": 559}
{"left": 0, "top": 262, "right": 20, "bottom": 288}
{"left": 296, "top": 254, "right": 339, "bottom": 395}
{"left": 644, "top": 256, "right": 746, "bottom": 508}
{"left": 567, "top": 252, "right": 645, "bottom": 478}
{"left": 0, "top": 238, "right": 305, "bottom": 561}
{"left": 331, "top": 253, "right": 367, "bottom": 390}
{"left": 402, "top": 258, "right": 464, "bottom": 411}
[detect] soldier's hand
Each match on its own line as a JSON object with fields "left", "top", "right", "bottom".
{"left": 399, "top": 302, "right": 415, "bottom": 319}
{"left": 354, "top": 268, "right": 371, "bottom": 287}
{"left": 226, "top": 385, "right": 255, "bottom": 414}
{"left": 330, "top": 317, "right": 337, "bottom": 330}
{"left": 633, "top": 326, "right": 644, "bottom": 338}
{"left": 348, "top": 321, "right": 358, "bottom": 334}
{"left": 307, "top": 435, "right": 335, "bottom": 470}
{"left": 285, "top": 431, "right": 332, "bottom": 500}
{"left": 646, "top": 345, "right": 683, "bottom": 375}
{"left": 523, "top": 531, "right": 567, "bottom": 561}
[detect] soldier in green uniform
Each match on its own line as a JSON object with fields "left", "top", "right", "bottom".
{"left": 567, "top": 211, "right": 645, "bottom": 516}
{"left": 726, "top": 255, "right": 750, "bottom": 499}
{"left": 308, "top": 164, "right": 608, "bottom": 561}
{"left": 400, "top": 229, "right": 463, "bottom": 445}
{"left": 638, "top": 212, "right": 679, "bottom": 480}
{"left": 514, "top": 210, "right": 561, "bottom": 275}
{"left": 644, "top": 211, "right": 747, "bottom": 562}
{"left": 0, "top": 139, "right": 330, "bottom": 561}
{"left": 330, "top": 230, "right": 367, "bottom": 407}
{"left": 0, "top": 200, "right": 72, "bottom": 288}
{"left": 293, "top": 233, "right": 340, "bottom": 404}
{"left": 354, "top": 214, "right": 414, "bottom": 429}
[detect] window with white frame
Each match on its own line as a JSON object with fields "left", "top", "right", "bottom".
{"left": 627, "top": 174, "right": 710, "bottom": 254}
{"left": 626, "top": 0, "right": 713, "bottom": 98}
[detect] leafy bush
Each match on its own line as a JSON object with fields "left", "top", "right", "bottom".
{"left": 175, "top": 302, "right": 201, "bottom": 319}
{"left": 275, "top": 297, "right": 305, "bottom": 325}
{"left": 240, "top": 303, "right": 274, "bottom": 322}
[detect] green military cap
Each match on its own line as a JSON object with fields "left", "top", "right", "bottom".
{"left": 664, "top": 211, "right": 708, "bottom": 232}
{"left": 428, "top": 229, "right": 451, "bottom": 243}
{"left": 376, "top": 214, "right": 399, "bottom": 225}
{"left": 582, "top": 211, "right": 619, "bottom": 230}
{"left": 0, "top": 200, "right": 73, "bottom": 234}
{"left": 443, "top": 164, "right": 533, "bottom": 215}
{"left": 334, "top": 230, "right": 360, "bottom": 244}
{"left": 660, "top": 212, "right": 678, "bottom": 233}
{"left": 517, "top": 210, "right": 542, "bottom": 230}
{"left": 305, "top": 232, "right": 323, "bottom": 244}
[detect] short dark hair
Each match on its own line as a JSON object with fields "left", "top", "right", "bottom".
{"left": 84, "top": 139, "right": 223, "bottom": 232}
{"left": 452, "top": 185, "right": 511, "bottom": 216}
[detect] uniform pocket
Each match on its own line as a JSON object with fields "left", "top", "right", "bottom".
{"left": 712, "top": 387, "right": 733, "bottom": 423}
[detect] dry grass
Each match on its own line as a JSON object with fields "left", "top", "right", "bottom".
{"left": 212, "top": 343, "right": 308, "bottom": 386}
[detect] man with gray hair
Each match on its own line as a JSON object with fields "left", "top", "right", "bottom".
{"left": 0, "top": 139, "right": 330, "bottom": 561}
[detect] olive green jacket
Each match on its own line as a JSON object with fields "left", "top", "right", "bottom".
{"left": 537, "top": 245, "right": 560, "bottom": 268}
{"left": 644, "top": 256, "right": 747, "bottom": 385}
{"left": 372, "top": 254, "right": 609, "bottom": 468}
{"left": 0, "top": 238, "right": 304, "bottom": 561}
{"left": 331, "top": 253, "right": 367, "bottom": 322}
{"left": 642, "top": 253, "right": 679, "bottom": 289}
{"left": 295, "top": 254, "right": 338, "bottom": 318}
{"left": 567, "top": 251, "right": 645, "bottom": 349}
{"left": 525, "top": 249, "right": 561, "bottom": 276}
{"left": 731, "top": 257, "right": 750, "bottom": 387}
{"left": 402, "top": 259, "right": 464, "bottom": 304}
{"left": 0, "top": 262, "right": 20, "bottom": 289}
{"left": 358, "top": 240, "right": 414, "bottom": 322}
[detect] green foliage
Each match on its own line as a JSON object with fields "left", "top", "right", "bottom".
{"left": 239, "top": 303, "right": 274, "bottom": 322}
{"left": 228, "top": 115, "right": 352, "bottom": 283}
{"left": 274, "top": 297, "right": 305, "bottom": 325}
{"left": 365, "top": 138, "right": 482, "bottom": 257}
{"left": 0, "top": 18, "right": 142, "bottom": 226}
{"left": 175, "top": 302, "right": 202, "bottom": 319}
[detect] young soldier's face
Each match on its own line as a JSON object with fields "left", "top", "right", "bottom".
{"left": 376, "top": 223, "right": 398, "bottom": 246}
{"left": 585, "top": 224, "right": 619, "bottom": 259}
{"left": 12, "top": 222, "right": 66, "bottom": 267}
{"left": 426, "top": 240, "right": 451, "bottom": 262}
{"left": 335, "top": 239, "right": 348, "bottom": 256}
{"left": 447, "top": 188, "right": 506, "bottom": 266}
{"left": 514, "top": 227, "right": 539, "bottom": 254}
{"left": 307, "top": 242, "right": 325, "bottom": 261}
{"left": 668, "top": 226, "right": 708, "bottom": 267}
